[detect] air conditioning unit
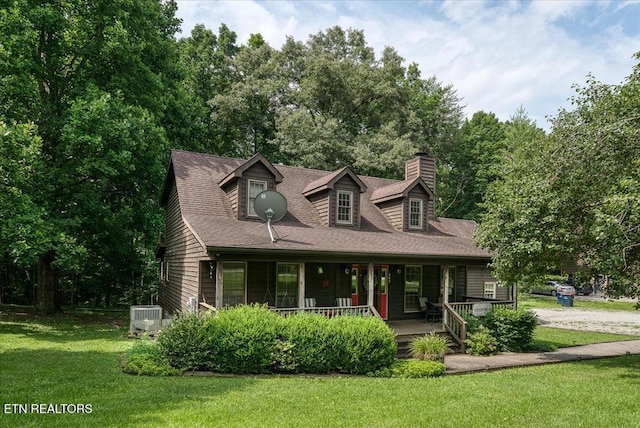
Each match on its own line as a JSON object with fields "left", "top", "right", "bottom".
{"left": 129, "top": 305, "right": 163, "bottom": 332}
{"left": 187, "top": 296, "right": 198, "bottom": 314}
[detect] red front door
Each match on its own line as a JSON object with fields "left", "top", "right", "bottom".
{"left": 351, "top": 264, "right": 388, "bottom": 320}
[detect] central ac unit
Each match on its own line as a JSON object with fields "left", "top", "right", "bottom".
{"left": 129, "top": 305, "right": 163, "bottom": 332}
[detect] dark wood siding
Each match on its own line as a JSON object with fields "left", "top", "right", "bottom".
{"left": 160, "top": 185, "right": 210, "bottom": 315}
{"left": 226, "top": 181, "right": 238, "bottom": 217}
{"left": 307, "top": 191, "right": 330, "bottom": 226}
{"left": 422, "top": 265, "right": 440, "bottom": 302}
{"left": 466, "top": 266, "right": 507, "bottom": 299}
{"left": 456, "top": 266, "right": 467, "bottom": 300}
{"left": 387, "top": 265, "right": 406, "bottom": 320}
{"left": 405, "top": 156, "right": 436, "bottom": 218}
{"left": 302, "top": 263, "right": 351, "bottom": 307}
{"left": 376, "top": 200, "right": 403, "bottom": 231}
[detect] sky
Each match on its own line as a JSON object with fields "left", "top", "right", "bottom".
{"left": 174, "top": 0, "right": 640, "bottom": 130}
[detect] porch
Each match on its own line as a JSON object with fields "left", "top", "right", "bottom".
{"left": 268, "top": 299, "right": 516, "bottom": 355}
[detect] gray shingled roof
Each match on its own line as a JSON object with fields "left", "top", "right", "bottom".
{"left": 163, "top": 150, "right": 491, "bottom": 260}
{"left": 370, "top": 176, "right": 434, "bottom": 203}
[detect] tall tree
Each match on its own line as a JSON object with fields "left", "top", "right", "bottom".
{"left": 210, "top": 34, "right": 283, "bottom": 159}
{"left": 0, "top": 0, "right": 180, "bottom": 312}
{"left": 175, "top": 23, "right": 239, "bottom": 153}
{"left": 273, "top": 26, "right": 463, "bottom": 178}
{"left": 476, "top": 55, "right": 640, "bottom": 295}
{"left": 437, "top": 111, "right": 505, "bottom": 220}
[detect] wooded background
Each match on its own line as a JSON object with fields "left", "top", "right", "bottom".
{"left": 1, "top": 1, "right": 638, "bottom": 312}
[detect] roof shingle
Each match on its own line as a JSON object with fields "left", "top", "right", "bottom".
{"left": 165, "top": 150, "right": 491, "bottom": 260}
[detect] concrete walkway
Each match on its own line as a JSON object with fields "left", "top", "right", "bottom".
{"left": 444, "top": 340, "right": 640, "bottom": 375}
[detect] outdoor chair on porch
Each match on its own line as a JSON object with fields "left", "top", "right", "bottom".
{"left": 419, "top": 297, "right": 442, "bottom": 322}
{"left": 304, "top": 298, "right": 317, "bottom": 308}
{"left": 335, "top": 298, "right": 352, "bottom": 307}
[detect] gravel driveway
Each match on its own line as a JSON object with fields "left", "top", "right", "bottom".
{"left": 533, "top": 307, "right": 640, "bottom": 336}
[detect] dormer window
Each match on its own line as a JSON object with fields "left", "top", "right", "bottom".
{"left": 303, "top": 166, "right": 366, "bottom": 228}
{"left": 409, "top": 198, "right": 423, "bottom": 229}
{"left": 219, "top": 153, "right": 284, "bottom": 221}
{"left": 337, "top": 190, "right": 353, "bottom": 224}
{"left": 248, "top": 179, "right": 267, "bottom": 217}
{"left": 371, "top": 176, "right": 434, "bottom": 232}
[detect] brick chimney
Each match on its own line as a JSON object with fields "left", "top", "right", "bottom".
{"left": 405, "top": 152, "right": 436, "bottom": 218}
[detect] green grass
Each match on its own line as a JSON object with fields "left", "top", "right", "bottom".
{"left": 2, "top": 307, "right": 640, "bottom": 427}
{"left": 519, "top": 294, "right": 638, "bottom": 311}
{"left": 533, "top": 326, "right": 639, "bottom": 349}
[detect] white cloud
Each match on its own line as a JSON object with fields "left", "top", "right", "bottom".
{"left": 175, "top": 0, "right": 639, "bottom": 129}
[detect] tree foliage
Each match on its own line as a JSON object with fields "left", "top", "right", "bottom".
{"left": 477, "top": 54, "right": 640, "bottom": 296}
{"left": 438, "top": 111, "right": 506, "bottom": 220}
{"left": 0, "top": 0, "right": 180, "bottom": 312}
{"left": 196, "top": 26, "right": 464, "bottom": 178}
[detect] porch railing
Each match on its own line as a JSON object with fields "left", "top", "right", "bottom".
{"left": 443, "top": 303, "right": 467, "bottom": 353}
{"left": 271, "top": 305, "right": 376, "bottom": 318}
{"left": 448, "top": 300, "right": 515, "bottom": 315}
{"left": 443, "top": 300, "right": 516, "bottom": 353}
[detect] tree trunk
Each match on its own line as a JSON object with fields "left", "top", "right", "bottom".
{"left": 37, "top": 251, "right": 61, "bottom": 314}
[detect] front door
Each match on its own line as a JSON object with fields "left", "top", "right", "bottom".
{"left": 351, "top": 264, "right": 388, "bottom": 320}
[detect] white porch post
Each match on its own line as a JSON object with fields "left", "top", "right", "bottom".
{"left": 442, "top": 265, "right": 450, "bottom": 305}
{"left": 215, "top": 260, "right": 223, "bottom": 309}
{"left": 367, "top": 262, "right": 374, "bottom": 308}
{"left": 298, "top": 262, "right": 305, "bottom": 308}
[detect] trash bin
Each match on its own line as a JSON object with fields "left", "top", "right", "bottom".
{"left": 560, "top": 294, "right": 574, "bottom": 307}
{"left": 557, "top": 293, "right": 563, "bottom": 304}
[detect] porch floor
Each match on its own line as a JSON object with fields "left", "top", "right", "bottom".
{"left": 386, "top": 319, "right": 445, "bottom": 337}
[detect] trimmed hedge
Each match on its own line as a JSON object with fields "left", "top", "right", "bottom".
{"left": 462, "top": 307, "right": 537, "bottom": 355}
{"left": 483, "top": 307, "right": 537, "bottom": 352}
{"left": 156, "top": 305, "right": 397, "bottom": 375}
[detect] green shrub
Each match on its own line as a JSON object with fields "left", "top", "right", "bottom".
{"left": 330, "top": 315, "right": 397, "bottom": 375}
{"left": 483, "top": 307, "right": 537, "bottom": 352}
{"left": 270, "top": 339, "right": 298, "bottom": 373}
{"left": 465, "top": 326, "right": 498, "bottom": 356}
{"left": 123, "top": 339, "right": 180, "bottom": 376}
{"left": 399, "top": 359, "right": 447, "bottom": 378}
{"left": 157, "top": 306, "right": 396, "bottom": 375}
{"left": 409, "top": 333, "right": 452, "bottom": 362}
{"left": 279, "top": 313, "right": 336, "bottom": 373}
{"left": 156, "top": 310, "right": 211, "bottom": 371}
{"left": 206, "top": 304, "right": 282, "bottom": 374}
{"left": 461, "top": 312, "right": 482, "bottom": 334}
{"left": 368, "top": 359, "right": 446, "bottom": 378}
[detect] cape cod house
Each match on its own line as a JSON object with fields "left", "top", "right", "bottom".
{"left": 156, "top": 150, "right": 511, "bottom": 340}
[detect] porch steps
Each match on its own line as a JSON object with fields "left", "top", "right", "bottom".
{"left": 395, "top": 331, "right": 461, "bottom": 359}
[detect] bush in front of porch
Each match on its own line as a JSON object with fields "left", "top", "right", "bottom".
{"left": 152, "top": 305, "right": 397, "bottom": 375}
{"left": 463, "top": 307, "right": 537, "bottom": 355}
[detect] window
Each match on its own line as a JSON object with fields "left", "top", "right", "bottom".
{"left": 160, "top": 260, "right": 169, "bottom": 281}
{"left": 404, "top": 265, "right": 422, "bottom": 312}
{"left": 337, "top": 190, "right": 353, "bottom": 224}
{"left": 276, "top": 263, "right": 298, "bottom": 308}
{"left": 248, "top": 180, "right": 266, "bottom": 217}
{"left": 409, "top": 198, "right": 422, "bottom": 229}
{"left": 484, "top": 282, "right": 496, "bottom": 299}
{"left": 222, "top": 262, "right": 246, "bottom": 306}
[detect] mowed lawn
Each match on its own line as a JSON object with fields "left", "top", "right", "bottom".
{"left": 2, "top": 308, "right": 640, "bottom": 427}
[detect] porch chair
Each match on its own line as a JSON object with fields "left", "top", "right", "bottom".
{"left": 418, "top": 297, "right": 442, "bottom": 322}
{"left": 304, "top": 297, "right": 317, "bottom": 308}
{"left": 335, "top": 297, "right": 352, "bottom": 307}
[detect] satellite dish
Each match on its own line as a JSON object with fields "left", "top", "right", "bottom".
{"left": 254, "top": 190, "right": 287, "bottom": 242}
